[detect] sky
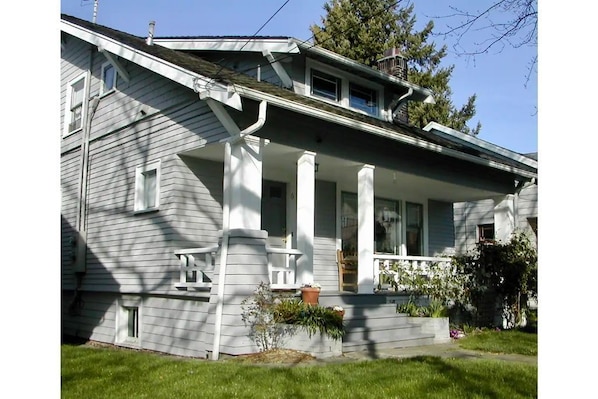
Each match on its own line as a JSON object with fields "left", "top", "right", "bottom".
{"left": 58, "top": 0, "right": 539, "bottom": 154}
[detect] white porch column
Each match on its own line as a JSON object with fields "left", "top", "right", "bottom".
{"left": 494, "top": 194, "right": 515, "bottom": 243}
{"left": 296, "top": 151, "right": 316, "bottom": 284}
{"left": 228, "top": 135, "right": 268, "bottom": 230}
{"left": 357, "top": 164, "right": 375, "bottom": 294}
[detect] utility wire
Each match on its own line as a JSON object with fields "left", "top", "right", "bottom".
{"left": 208, "top": 0, "right": 292, "bottom": 86}
{"left": 233, "top": 0, "right": 402, "bottom": 79}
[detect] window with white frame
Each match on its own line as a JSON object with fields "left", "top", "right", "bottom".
{"left": 100, "top": 62, "right": 118, "bottom": 95}
{"left": 116, "top": 297, "right": 142, "bottom": 347}
{"left": 306, "top": 60, "right": 383, "bottom": 118}
{"left": 311, "top": 69, "right": 341, "bottom": 102}
{"left": 349, "top": 82, "right": 378, "bottom": 115}
{"left": 478, "top": 223, "right": 495, "bottom": 243}
{"left": 134, "top": 160, "right": 161, "bottom": 212}
{"left": 64, "top": 73, "right": 86, "bottom": 136}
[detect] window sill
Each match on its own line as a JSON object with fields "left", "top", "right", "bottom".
{"left": 133, "top": 207, "right": 159, "bottom": 215}
{"left": 62, "top": 127, "right": 82, "bottom": 139}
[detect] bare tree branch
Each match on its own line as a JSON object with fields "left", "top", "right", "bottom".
{"left": 430, "top": 0, "right": 537, "bottom": 86}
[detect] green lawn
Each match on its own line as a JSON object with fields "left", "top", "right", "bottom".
{"left": 457, "top": 328, "right": 538, "bottom": 356}
{"left": 61, "top": 341, "right": 537, "bottom": 399}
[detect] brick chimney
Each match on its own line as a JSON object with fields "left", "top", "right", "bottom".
{"left": 377, "top": 48, "right": 409, "bottom": 123}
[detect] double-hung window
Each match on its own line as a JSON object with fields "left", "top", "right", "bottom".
{"left": 311, "top": 70, "right": 341, "bottom": 102}
{"left": 64, "top": 73, "right": 86, "bottom": 136}
{"left": 307, "top": 61, "right": 382, "bottom": 118}
{"left": 134, "top": 160, "right": 161, "bottom": 212}
{"left": 349, "top": 83, "right": 378, "bottom": 115}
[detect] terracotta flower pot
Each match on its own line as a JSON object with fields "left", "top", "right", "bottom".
{"left": 301, "top": 287, "right": 320, "bottom": 305}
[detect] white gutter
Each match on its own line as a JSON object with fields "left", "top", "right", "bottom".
{"left": 61, "top": 19, "right": 242, "bottom": 111}
{"left": 232, "top": 85, "right": 537, "bottom": 179}
{"left": 423, "top": 121, "right": 538, "bottom": 170}
{"left": 291, "top": 39, "right": 435, "bottom": 104}
{"left": 207, "top": 99, "right": 268, "bottom": 361}
{"left": 154, "top": 37, "right": 300, "bottom": 54}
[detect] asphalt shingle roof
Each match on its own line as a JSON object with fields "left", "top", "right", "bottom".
{"left": 61, "top": 14, "right": 536, "bottom": 175}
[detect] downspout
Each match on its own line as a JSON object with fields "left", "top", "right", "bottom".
{"left": 388, "top": 88, "right": 413, "bottom": 122}
{"left": 69, "top": 45, "right": 100, "bottom": 314}
{"left": 211, "top": 100, "right": 268, "bottom": 361}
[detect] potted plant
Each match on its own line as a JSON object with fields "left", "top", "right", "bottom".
{"left": 301, "top": 283, "right": 321, "bottom": 305}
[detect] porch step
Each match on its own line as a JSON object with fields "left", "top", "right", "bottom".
{"left": 342, "top": 334, "right": 437, "bottom": 352}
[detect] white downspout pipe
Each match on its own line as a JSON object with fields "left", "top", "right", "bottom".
{"left": 388, "top": 87, "right": 413, "bottom": 122}
{"left": 211, "top": 100, "right": 268, "bottom": 361}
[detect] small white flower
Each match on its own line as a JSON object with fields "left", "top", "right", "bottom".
{"left": 333, "top": 305, "right": 344, "bottom": 312}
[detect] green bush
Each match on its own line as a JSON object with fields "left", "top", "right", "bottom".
{"left": 273, "top": 299, "right": 345, "bottom": 340}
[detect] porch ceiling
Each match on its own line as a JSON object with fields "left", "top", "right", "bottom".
{"left": 182, "top": 141, "right": 507, "bottom": 203}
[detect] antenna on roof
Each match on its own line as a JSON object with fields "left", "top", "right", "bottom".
{"left": 92, "top": 0, "right": 99, "bottom": 24}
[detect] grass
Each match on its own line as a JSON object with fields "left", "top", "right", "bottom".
{"left": 61, "top": 341, "right": 537, "bottom": 399}
{"left": 457, "top": 328, "right": 538, "bottom": 356}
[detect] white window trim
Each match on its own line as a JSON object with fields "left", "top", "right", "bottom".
{"left": 134, "top": 159, "right": 161, "bottom": 213}
{"left": 115, "top": 296, "right": 142, "bottom": 348}
{"left": 63, "top": 72, "right": 87, "bottom": 138}
{"left": 304, "top": 58, "right": 384, "bottom": 118}
{"left": 100, "top": 61, "right": 119, "bottom": 97}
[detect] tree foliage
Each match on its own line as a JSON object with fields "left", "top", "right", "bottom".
{"left": 310, "top": 0, "right": 481, "bottom": 135}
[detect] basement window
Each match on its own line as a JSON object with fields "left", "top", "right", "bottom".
{"left": 116, "top": 297, "right": 142, "bottom": 348}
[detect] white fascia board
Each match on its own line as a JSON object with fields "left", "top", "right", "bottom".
{"left": 153, "top": 38, "right": 300, "bottom": 54}
{"left": 61, "top": 20, "right": 242, "bottom": 111}
{"left": 233, "top": 85, "right": 537, "bottom": 180}
{"left": 423, "top": 121, "right": 538, "bottom": 169}
{"left": 291, "top": 39, "right": 435, "bottom": 104}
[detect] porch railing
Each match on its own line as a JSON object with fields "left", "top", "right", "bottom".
{"left": 173, "top": 245, "right": 302, "bottom": 290}
{"left": 174, "top": 246, "right": 219, "bottom": 290}
{"left": 266, "top": 247, "right": 302, "bottom": 290}
{"left": 373, "top": 254, "right": 453, "bottom": 292}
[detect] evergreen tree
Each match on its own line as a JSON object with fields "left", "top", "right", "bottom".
{"left": 310, "top": 0, "right": 481, "bottom": 135}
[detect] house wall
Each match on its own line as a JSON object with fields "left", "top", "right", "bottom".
{"left": 314, "top": 180, "right": 338, "bottom": 291}
{"left": 199, "top": 52, "right": 283, "bottom": 87}
{"left": 453, "top": 199, "right": 495, "bottom": 253}
{"left": 61, "top": 35, "right": 229, "bottom": 353}
{"left": 453, "top": 183, "right": 538, "bottom": 253}
{"left": 428, "top": 199, "right": 455, "bottom": 256}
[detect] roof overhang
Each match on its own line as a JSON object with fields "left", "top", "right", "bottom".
{"left": 61, "top": 19, "right": 242, "bottom": 111}
{"left": 154, "top": 36, "right": 435, "bottom": 104}
{"left": 423, "top": 122, "right": 538, "bottom": 171}
{"left": 290, "top": 39, "right": 435, "bottom": 104}
{"left": 154, "top": 37, "right": 301, "bottom": 54}
{"left": 232, "top": 86, "right": 537, "bottom": 180}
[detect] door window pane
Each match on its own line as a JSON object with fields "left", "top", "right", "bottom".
{"left": 406, "top": 202, "right": 423, "bottom": 256}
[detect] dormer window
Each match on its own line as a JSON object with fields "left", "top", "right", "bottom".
{"left": 311, "top": 70, "right": 341, "bottom": 102}
{"left": 349, "top": 83, "right": 378, "bottom": 115}
{"left": 306, "top": 59, "right": 383, "bottom": 118}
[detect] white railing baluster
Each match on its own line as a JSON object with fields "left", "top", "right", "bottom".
{"left": 266, "top": 247, "right": 303, "bottom": 289}
{"left": 174, "top": 246, "right": 219, "bottom": 290}
{"left": 372, "top": 254, "right": 453, "bottom": 293}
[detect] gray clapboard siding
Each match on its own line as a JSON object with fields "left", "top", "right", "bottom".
{"left": 428, "top": 199, "right": 455, "bottom": 256}
{"left": 313, "top": 180, "right": 338, "bottom": 291}
{"left": 517, "top": 184, "right": 537, "bottom": 234}
{"left": 78, "top": 96, "right": 228, "bottom": 293}
{"left": 140, "top": 296, "right": 209, "bottom": 357}
{"left": 62, "top": 292, "right": 116, "bottom": 343}
{"left": 61, "top": 150, "right": 81, "bottom": 288}
{"left": 454, "top": 199, "right": 495, "bottom": 253}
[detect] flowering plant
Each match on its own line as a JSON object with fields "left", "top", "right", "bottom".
{"left": 332, "top": 305, "right": 344, "bottom": 312}
{"left": 450, "top": 329, "right": 465, "bottom": 339}
{"left": 302, "top": 283, "right": 321, "bottom": 289}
